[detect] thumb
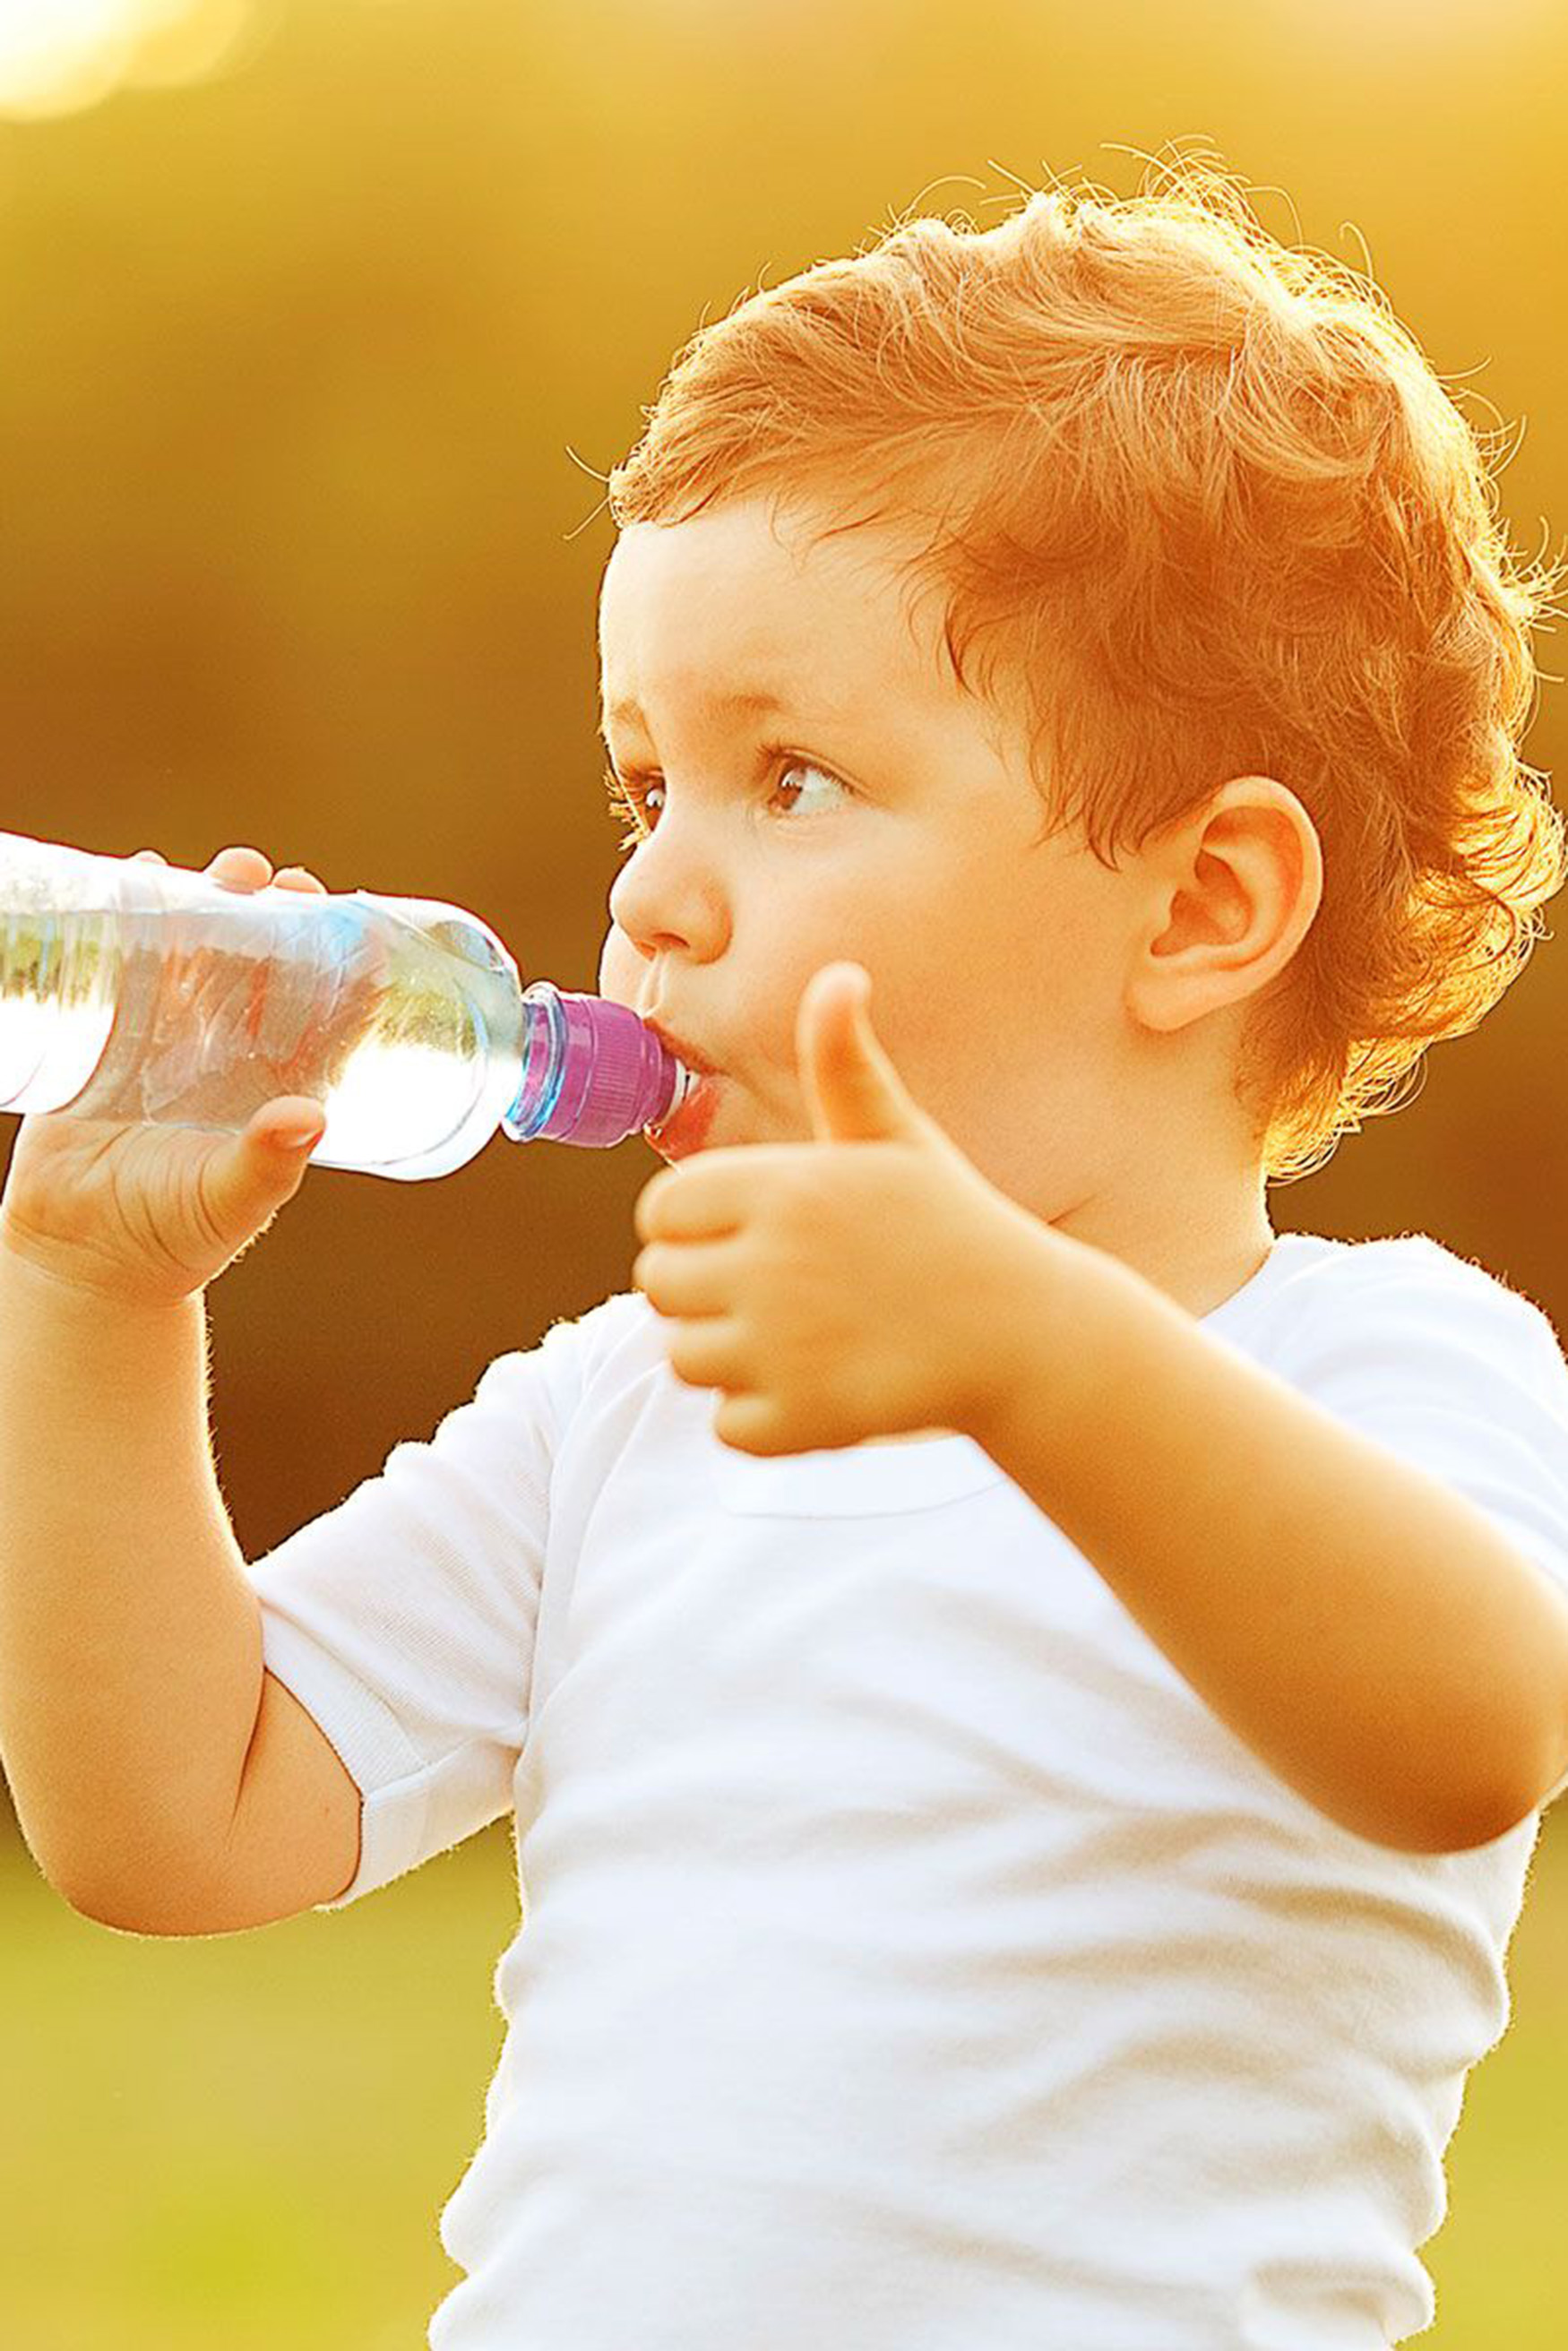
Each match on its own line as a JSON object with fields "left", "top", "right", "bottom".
{"left": 204, "top": 1097, "right": 327, "bottom": 1249}
{"left": 797, "top": 963, "right": 935, "bottom": 1146}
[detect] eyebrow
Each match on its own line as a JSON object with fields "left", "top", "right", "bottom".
{"left": 599, "top": 686, "right": 789, "bottom": 737}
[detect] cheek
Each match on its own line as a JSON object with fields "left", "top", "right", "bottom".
{"left": 758, "top": 962, "right": 823, "bottom": 1070}
{"left": 748, "top": 943, "right": 870, "bottom": 1088}
{"left": 598, "top": 926, "right": 639, "bottom": 1002}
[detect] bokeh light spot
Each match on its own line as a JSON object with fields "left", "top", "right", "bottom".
{"left": 0, "top": 0, "right": 259, "bottom": 118}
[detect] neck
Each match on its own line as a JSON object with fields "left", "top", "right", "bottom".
{"left": 1052, "top": 1167, "right": 1276, "bottom": 1323}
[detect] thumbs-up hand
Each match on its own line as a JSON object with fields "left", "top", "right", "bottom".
{"left": 631, "top": 961, "right": 1076, "bottom": 1456}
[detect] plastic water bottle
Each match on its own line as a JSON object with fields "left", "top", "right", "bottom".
{"left": 0, "top": 832, "right": 695, "bottom": 1181}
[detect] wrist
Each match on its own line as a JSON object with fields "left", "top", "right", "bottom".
{"left": 0, "top": 1218, "right": 200, "bottom": 1321}
{"left": 960, "top": 1210, "right": 1136, "bottom": 1471}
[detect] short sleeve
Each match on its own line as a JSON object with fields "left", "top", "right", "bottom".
{"left": 242, "top": 1316, "right": 587, "bottom": 1909}
{"left": 1288, "top": 1239, "right": 1568, "bottom": 1809}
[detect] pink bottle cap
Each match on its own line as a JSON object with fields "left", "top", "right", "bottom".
{"left": 525, "top": 989, "right": 689, "bottom": 1148}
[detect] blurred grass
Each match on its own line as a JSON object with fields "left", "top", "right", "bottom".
{"left": 2, "top": 1808, "right": 1565, "bottom": 2347}
{"left": 0, "top": 1815, "right": 521, "bottom": 2351}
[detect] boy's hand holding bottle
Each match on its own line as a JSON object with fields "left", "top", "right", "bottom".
{"left": 0, "top": 845, "right": 333, "bottom": 1311}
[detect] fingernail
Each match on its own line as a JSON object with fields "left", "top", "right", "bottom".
{"left": 274, "top": 1119, "right": 324, "bottom": 1150}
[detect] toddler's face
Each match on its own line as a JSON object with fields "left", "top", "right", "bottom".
{"left": 596, "top": 492, "right": 1140, "bottom": 1218}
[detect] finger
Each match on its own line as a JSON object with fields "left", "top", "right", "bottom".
{"left": 634, "top": 1145, "right": 794, "bottom": 1243}
{"left": 633, "top": 1237, "right": 739, "bottom": 1319}
{"left": 132, "top": 843, "right": 326, "bottom": 894}
{"left": 660, "top": 1315, "right": 752, "bottom": 1392}
{"left": 196, "top": 1095, "right": 330, "bottom": 1244}
{"left": 249, "top": 1093, "right": 329, "bottom": 1150}
{"left": 207, "top": 845, "right": 272, "bottom": 891}
{"left": 131, "top": 844, "right": 266, "bottom": 891}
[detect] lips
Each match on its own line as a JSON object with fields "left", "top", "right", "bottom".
{"left": 635, "top": 1012, "right": 723, "bottom": 1153}
{"left": 639, "top": 1014, "right": 719, "bottom": 1079}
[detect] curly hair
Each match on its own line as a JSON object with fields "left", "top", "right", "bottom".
{"left": 603, "top": 151, "right": 1567, "bottom": 1182}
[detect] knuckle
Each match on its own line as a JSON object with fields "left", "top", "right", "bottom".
{"left": 633, "top": 1183, "right": 668, "bottom": 1243}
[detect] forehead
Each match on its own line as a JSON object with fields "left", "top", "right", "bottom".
{"left": 598, "top": 496, "right": 954, "bottom": 722}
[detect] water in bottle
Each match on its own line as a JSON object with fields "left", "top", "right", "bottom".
{"left": 0, "top": 832, "right": 695, "bottom": 1181}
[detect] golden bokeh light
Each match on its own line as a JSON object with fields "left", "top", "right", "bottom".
{"left": 0, "top": 0, "right": 259, "bottom": 116}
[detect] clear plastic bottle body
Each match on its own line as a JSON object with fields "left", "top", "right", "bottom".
{"left": 0, "top": 833, "right": 691, "bottom": 1180}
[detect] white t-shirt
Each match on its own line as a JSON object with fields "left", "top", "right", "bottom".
{"left": 245, "top": 1227, "right": 1568, "bottom": 2350}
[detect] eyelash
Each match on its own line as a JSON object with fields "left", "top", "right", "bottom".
{"left": 600, "top": 747, "right": 852, "bottom": 851}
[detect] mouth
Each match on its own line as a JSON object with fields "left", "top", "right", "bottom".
{"left": 639, "top": 1013, "right": 719, "bottom": 1080}
{"left": 645, "top": 1074, "right": 721, "bottom": 1157}
{"left": 636, "top": 1012, "right": 724, "bottom": 1155}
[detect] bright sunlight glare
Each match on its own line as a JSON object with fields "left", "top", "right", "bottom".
{"left": 0, "top": 0, "right": 257, "bottom": 118}
{"left": 1270, "top": 0, "right": 1554, "bottom": 46}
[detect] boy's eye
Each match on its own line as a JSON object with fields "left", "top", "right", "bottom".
{"left": 601, "top": 755, "right": 851, "bottom": 849}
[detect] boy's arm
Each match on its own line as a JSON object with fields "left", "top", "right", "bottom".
{"left": 0, "top": 1243, "right": 358, "bottom": 1929}
{"left": 963, "top": 1237, "right": 1568, "bottom": 1854}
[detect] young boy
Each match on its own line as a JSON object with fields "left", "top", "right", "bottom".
{"left": 4, "top": 159, "right": 1568, "bottom": 2348}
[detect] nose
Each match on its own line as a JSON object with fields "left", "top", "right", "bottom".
{"left": 607, "top": 817, "right": 727, "bottom": 961}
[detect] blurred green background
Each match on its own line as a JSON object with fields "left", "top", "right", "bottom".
{"left": 1, "top": 0, "right": 1565, "bottom": 2342}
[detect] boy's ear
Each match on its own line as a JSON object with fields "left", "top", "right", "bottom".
{"left": 1124, "top": 776, "right": 1323, "bottom": 1036}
